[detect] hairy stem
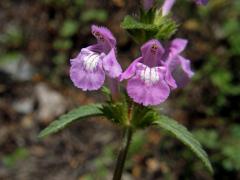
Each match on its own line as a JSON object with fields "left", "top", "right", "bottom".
{"left": 112, "top": 127, "right": 133, "bottom": 180}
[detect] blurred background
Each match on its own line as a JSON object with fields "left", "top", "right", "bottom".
{"left": 0, "top": 0, "right": 239, "bottom": 179}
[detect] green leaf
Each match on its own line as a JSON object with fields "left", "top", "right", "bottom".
{"left": 39, "top": 104, "right": 103, "bottom": 138}
{"left": 153, "top": 115, "right": 213, "bottom": 174}
{"left": 101, "top": 86, "right": 111, "bottom": 99}
{"left": 121, "top": 15, "right": 158, "bottom": 31}
{"left": 121, "top": 15, "right": 177, "bottom": 42}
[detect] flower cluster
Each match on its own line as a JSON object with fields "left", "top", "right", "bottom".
{"left": 70, "top": 26, "right": 193, "bottom": 106}
{"left": 120, "top": 38, "right": 193, "bottom": 106}
{"left": 70, "top": 0, "right": 207, "bottom": 106}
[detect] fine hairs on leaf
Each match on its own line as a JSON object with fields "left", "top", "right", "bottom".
{"left": 120, "top": 14, "right": 178, "bottom": 42}
{"left": 152, "top": 115, "right": 214, "bottom": 174}
{"left": 38, "top": 104, "right": 103, "bottom": 138}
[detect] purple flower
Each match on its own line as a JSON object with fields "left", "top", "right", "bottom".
{"left": 120, "top": 40, "right": 170, "bottom": 106}
{"left": 164, "top": 38, "right": 194, "bottom": 89}
{"left": 162, "top": 0, "right": 176, "bottom": 16}
{"left": 70, "top": 25, "right": 122, "bottom": 91}
{"left": 120, "top": 39, "right": 193, "bottom": 106}
{"left": 162, "top": 0, "right": 208, "bottom": 16}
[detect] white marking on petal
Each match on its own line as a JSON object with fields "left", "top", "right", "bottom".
{"left": 140, "top": 67, "right": 160, "bottom": 85}
{"left": 83, "top": 52, "right": 101, "bottom": 71}
{"left": 150, "top": 68, "right": 159, "bottom": 82}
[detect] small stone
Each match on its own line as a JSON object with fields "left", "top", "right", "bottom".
{"left": 0, "top": 58, "right": 35, "bottom": 81}
{"left": 12, "top": 98, "right": 34, "bottom": 114}
{"left": 35, "top": 83, "right": 67, "bottom": 123}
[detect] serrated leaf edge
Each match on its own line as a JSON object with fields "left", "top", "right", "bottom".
{"left": 153, "top": 115, "right": 214, "bottom": 174}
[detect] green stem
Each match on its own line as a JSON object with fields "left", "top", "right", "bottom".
{"left": 112, "top": 127, "right": 133, "bottom": 180}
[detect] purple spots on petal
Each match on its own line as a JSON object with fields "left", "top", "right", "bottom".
{"left": 91, "top": 25, "right": 116, "bottom": 51}
{"left": 140, "top": 39, "right": 165, "bottom": 67}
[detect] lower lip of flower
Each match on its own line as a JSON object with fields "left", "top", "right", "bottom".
{"left": 140, "top": 67, "right": 160, "bottom": 85}
{"left": 83, "top": 52, "right": 101, "bottom": 71}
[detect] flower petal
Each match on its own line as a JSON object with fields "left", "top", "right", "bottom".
{"left": 141, "top": 39, "right": 165, "bottom": 67}
{"left": 127, "top": 75, "right": 170, "bottom": 106}
{"left": 127, "top": 66, "right": 170, "bottom": 106}
{"left": 91, "top": 25, "right": 116, "bottom": 50}
{"left": 165, "top": 68, "right": 177, "bottom": 89}
{"left": 162, "top": 0, "right": 176, "bottom": 16}
{"left": 86, "top": 44, "right": 105, "bottom": 54}
{"left": 119, "top": 57, "right": 142, "bottom": 81}
{"left": 169, "top": 38, "right": 188, "bottom": 55}
{"left": 72, "top": 48, "right": 92, "bottom": 63}
{"left": 70, "top": 51, "right": 105, "bottom": 91}
{"left": 102, "top": 48, "right": 122, "bottom": 78}
{"left": 171, "top": 56, "right": 194, "bottom": 88}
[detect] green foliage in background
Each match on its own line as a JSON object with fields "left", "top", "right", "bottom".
{"left": 2, "top": 148, "right": 29, "bottom": 168}
{"left": 193, "top": 125, "right": 240, "bottom": 171}
{"left": 0, "top": 24, "right": 23, "bottom": 47}
{"left": 81, "top": 9, "right": 108, "bottom": 23}
{"left": 59, "top": 20, "right": 79, "bottom": 38}
{"left": 79, "top": 131, "right": 147, "bottom": 179}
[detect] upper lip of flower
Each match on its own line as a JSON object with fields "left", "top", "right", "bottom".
{"left": 136, "top": 41, "right": 167, "bottom": 84}
{"left": 140, "top": 39, "right": 165, "bottom": 68}
{"left": 91, "top": 25, "right": 117, "bottom": 51}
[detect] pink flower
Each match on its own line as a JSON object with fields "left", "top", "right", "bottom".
{"left": 70, "top": 25, "right": 122, "bottom": 91}
{"left": 164, "top": 39, "right": 194, "bottom": 89}
{"left": 162, "top": 0, "right": 208, "bottom": 16}
{"left": 162, "top": 0, "right": 176, "bottom": 16}
{"left": 120, "top": 39, "right": 193, "bottom": 106}
{"left": 120, "top": 40, "right": 170, "bottom": 106}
